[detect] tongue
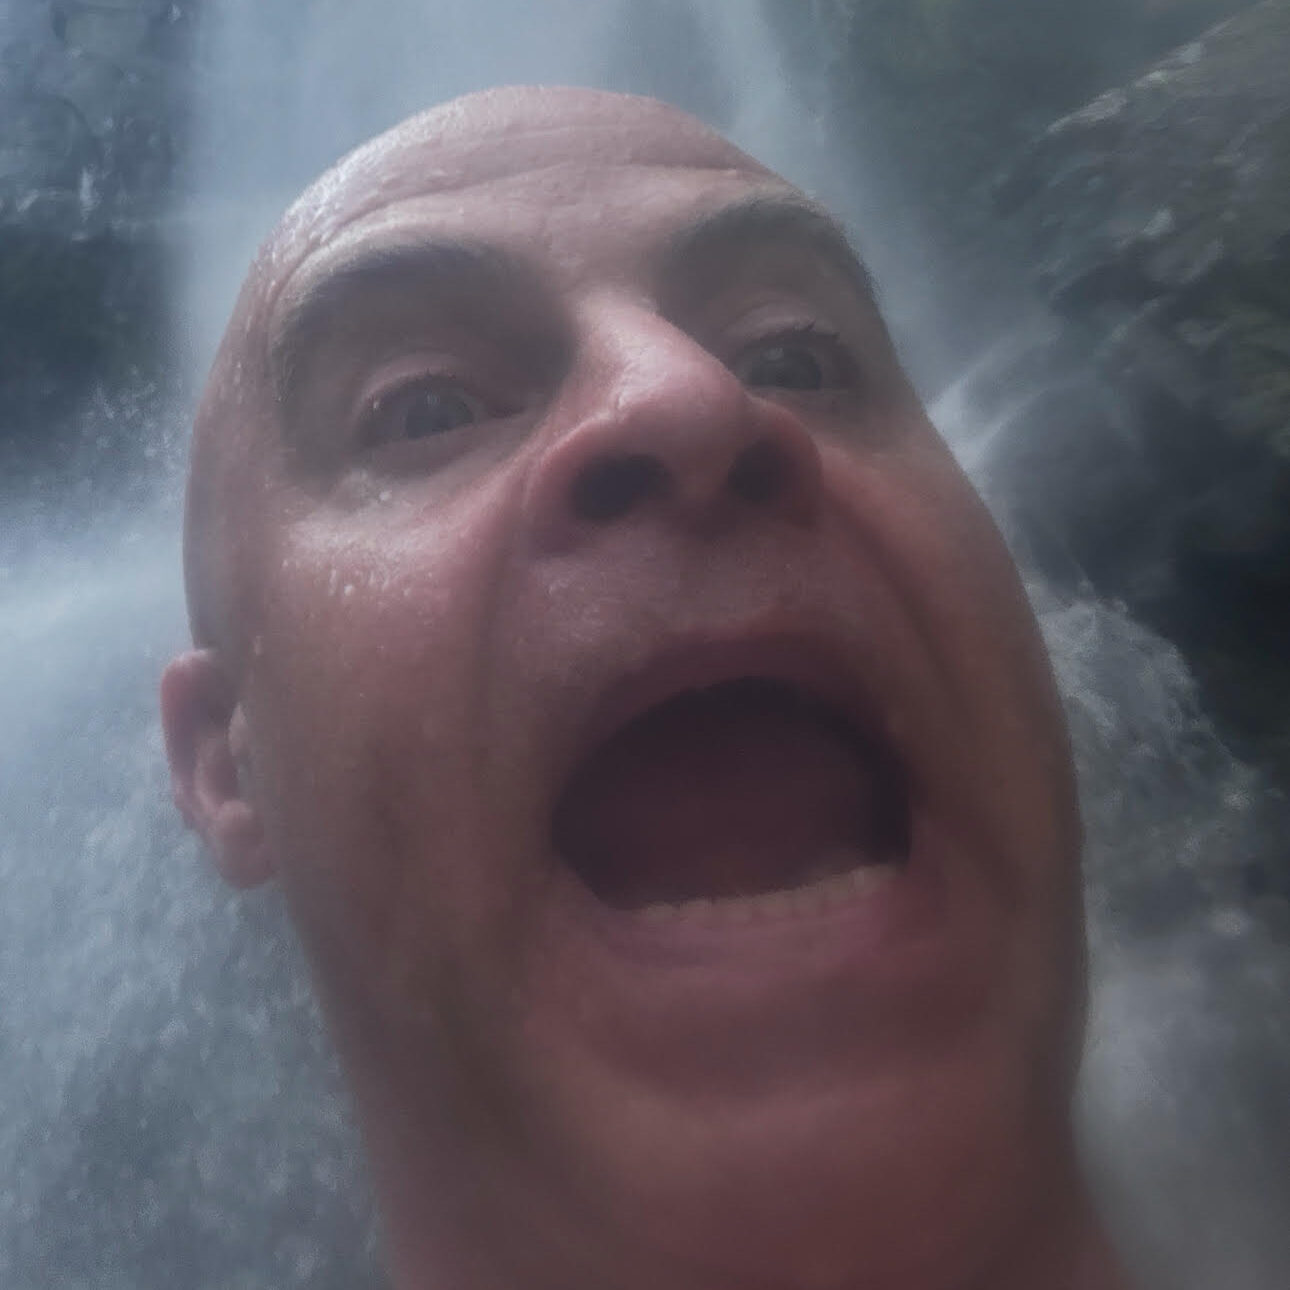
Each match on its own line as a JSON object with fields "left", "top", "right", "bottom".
{"left": 554, "top": 678, "right": 899, "bottom": 908}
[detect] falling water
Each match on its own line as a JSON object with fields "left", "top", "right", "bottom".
{"left": 936, "top": 355, "right": 1290, "bottom": 1290}
{"left": 2, "top": 4, "right": 1287, "bottom": 1288}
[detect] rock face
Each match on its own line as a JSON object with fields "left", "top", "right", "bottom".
{"left": 0, "top": 1, "right": 195, "bottom": 484}
{"left": 991, "top": 1, "right": 1290, "bottom": 779}
{"left": 760, "top": 0, "right": 1253, "bottom": 376}
{"left": 766, "top": 0, "right": 1251, "bottom": 207}
{"left": 998, "top": 2, "right": 1290, "bottom": 469}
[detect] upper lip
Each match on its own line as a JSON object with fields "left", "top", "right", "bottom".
{"left": 553, "top": 618, "right": 901, "bottom": 810}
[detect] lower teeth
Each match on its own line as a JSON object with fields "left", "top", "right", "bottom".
{"left": 637, "top": 857, "right": 896, "bottom": 924}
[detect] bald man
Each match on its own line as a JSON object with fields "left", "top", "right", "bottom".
{"left": 160, "top": 87, "right": 1130, "bottom": 1290}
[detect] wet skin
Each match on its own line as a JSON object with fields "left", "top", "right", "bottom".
{"left": 162, "top": 89, "right": 1124, "bottom": 1290}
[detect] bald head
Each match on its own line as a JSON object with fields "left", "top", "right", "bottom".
{"left": 281, "top": 86, "right": 770, "bottom": 251}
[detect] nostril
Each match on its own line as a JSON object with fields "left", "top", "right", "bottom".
{"left": 570, "top": 455, "right": 663, "bottom": 524}
{"left": 571, "top": 454, "right": 671, "bottom": 523}
{"left": 728, "top": 439, "right": 792, "bottom": 506}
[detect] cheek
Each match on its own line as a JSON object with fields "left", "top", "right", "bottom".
{"left": 827, "top": 433, "right": 1083, "bottom": 977}
{"left": 828, "top": 430, "right": 1073, "bottom": 784}
{"left": 896, "top": 445, "right": 1085, "bottom": 1002}
{"left": 894, "top": 438, "right": 1074, "bottom": 783}
{"left": 239, "top": 513, "right": 517, "bottom": 971}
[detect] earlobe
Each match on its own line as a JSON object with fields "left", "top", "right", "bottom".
{"left": 159, "top": 649, "right": 274, "bottom": 889}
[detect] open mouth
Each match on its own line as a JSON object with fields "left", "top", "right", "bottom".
{"left": 552, "top": 674, "right": 911, "bottom": 921}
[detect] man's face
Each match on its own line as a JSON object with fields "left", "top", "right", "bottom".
{"left": 182, "top": 91, "right": 1085, "bottom": 1289}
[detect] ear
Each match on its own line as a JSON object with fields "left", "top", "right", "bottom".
{"left": 160, "top": 649, "right": 274, "bottom": 889}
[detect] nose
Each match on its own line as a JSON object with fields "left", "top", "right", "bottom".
{"left": 523, "top": 303, "right": 824, "bottom": 552}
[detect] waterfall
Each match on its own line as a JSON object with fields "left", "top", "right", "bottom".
{"left": 937, "top": 359, "right": 1290, "bottom": 1288}
{"left": 2, "top": 3, "right": 1286, "bottom": 1288}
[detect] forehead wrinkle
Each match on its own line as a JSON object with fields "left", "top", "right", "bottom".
{"left": 659, "top": 194, "right": 878, "bottom": 308}
{"left": 269, "top": 143, "right": 772, "bottom": 304}
{"left": 290, "top": 113, "right": 770, "bottom": 245}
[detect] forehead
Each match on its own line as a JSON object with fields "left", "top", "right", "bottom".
{"left": 268, "top": 111, "right": 797, "bottom": 326}
{"left": 282, "top": 170, "right": 800, "bottom": 312}
{"left": 285, "top": 93, "right": 774, "bottom": 243}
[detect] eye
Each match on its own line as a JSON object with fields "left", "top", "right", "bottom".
{"left": 732, "top": 327, "right": 850, "bottom": 393}
{"left": 740, "top": 344, "right": 823, "bottom": 391}
{"left": 360, "top": 380, "right": 484, "bottom": 445}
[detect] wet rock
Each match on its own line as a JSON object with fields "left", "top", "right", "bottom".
{"left": 760, "top": 0, "right": 1254, "bottom": 380}
{"left": 0, "top": 1, "right": 196, "bottom": 481}
{"left": 1001, "top": 2, "right": 1290, "bottom": 460}
{"left": 997, "top": 0, "right": 1290, "bottom": 777}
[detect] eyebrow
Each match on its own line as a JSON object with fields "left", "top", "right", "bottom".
{"left": 268, "top": 193, "right": 877, "bottom": 411}
{"left": 659, "top": 194, "right": 877, "bottom": 306}
{"left": 269, "top": 240, "right": 518, "bottom": 411}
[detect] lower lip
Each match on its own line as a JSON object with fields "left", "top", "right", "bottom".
{"left": 636, "top": 853, "right": 900, "bottom": 926}
{"left": 545, "top": 804, "right": 958, "bottom": 982}
{"left": 530, "top": 807, "right": 995, "bottom": 1097}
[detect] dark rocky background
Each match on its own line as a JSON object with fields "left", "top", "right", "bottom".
{"left": 994, "top": 3, "right": 1290, "bottom": 791}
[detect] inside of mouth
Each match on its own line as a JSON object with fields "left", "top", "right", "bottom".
{"left": 552, "top": 676, "right": 911, "bottom": 911}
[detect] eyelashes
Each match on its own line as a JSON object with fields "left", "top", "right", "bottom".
{"left": 729, "top": 323, "right": 856, "bottom": 394}
{"left": 357, "top": 380, "right": 489, "bottom": 447}
{"left": 349, "top": 322, "right": 859, "bottom": 453}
